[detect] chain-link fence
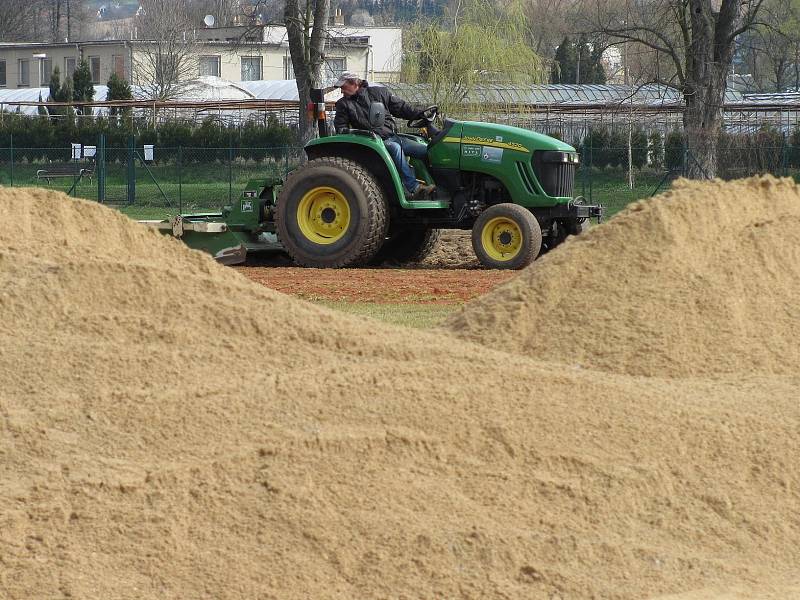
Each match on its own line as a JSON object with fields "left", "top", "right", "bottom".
{"left": 0, "top": 134, "right": 304, "bottom": 219}
{"left": 1, "top": 134, "right": 797, "bottom": 220}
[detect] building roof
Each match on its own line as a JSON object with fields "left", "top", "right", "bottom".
{"left": 0, "top": 78, "right": 342, "bottom": 115}
{"left": 3, "top": 81, "right": 799, "bottom": 118}
{"left": 380, "top": 83, "right": 746, "bottom": 107}
{"left": 237, "top": 80, "right": 342, "bottom": 102}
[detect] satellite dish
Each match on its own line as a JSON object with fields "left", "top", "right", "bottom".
{"left": 203, "top": 14, "right": 216, "bottom": 27}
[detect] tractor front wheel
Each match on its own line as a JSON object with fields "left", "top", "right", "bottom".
{"left": 472, "top": 203, "right": 541, "bottom": 270}
{"left": 276, "top": 157, "right": 388, "bottom": 268}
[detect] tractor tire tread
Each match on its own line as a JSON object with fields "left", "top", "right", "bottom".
{"left": 276, "top": 156, "right": 388, "bottom": 268}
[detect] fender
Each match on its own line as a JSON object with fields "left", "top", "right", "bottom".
{"left": 305, "top": 134, "right": 447, "bottom": 210}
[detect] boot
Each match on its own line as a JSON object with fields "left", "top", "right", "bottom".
{"left": 411, "top": 182, "right": 436, "bottom": 199}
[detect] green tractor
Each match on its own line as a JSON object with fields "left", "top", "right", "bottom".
{"left": 273, "top": 90, "right": 602, "bottom": 269}
{"left": 143, "top": 89, "right": 602, "bottom": 269}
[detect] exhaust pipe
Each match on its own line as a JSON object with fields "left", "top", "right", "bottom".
{"left": 309, "top": 88, "right": 328, "bottom": 138}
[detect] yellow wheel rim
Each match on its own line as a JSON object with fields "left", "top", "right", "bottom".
{"left": 481, "top": 216, "right": 522, "bottom": 261}
{"left": 296, "top": 186, "right": 351, "bottom": 245}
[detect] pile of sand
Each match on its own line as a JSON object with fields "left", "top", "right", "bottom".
{"left": 416, "top": 230, "right": 480, "bottom": 268}
{"left": 1, "top": 184, "right": 799, "bottom": 599}
{"left": 446, "top": 176, "right": 800, "bottom": 378}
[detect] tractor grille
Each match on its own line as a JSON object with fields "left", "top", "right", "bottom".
{"left": 532, "top": 151, "right": 576, "bottom": 198}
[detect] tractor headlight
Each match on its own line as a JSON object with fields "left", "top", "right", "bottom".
{"left": 540, "top": 151, "right": 579, "bottom": 164}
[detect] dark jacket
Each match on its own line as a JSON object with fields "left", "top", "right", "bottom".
{"left": 333, "top": 82, "right": 420, "bottom": 139}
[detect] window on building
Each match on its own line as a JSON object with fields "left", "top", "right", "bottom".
{"left": 65, "top": 57, "right": 76, "bottom": 78}
{"left": 18, "top": 59, "right": 29, "bottom": 86}
{"left": 39, "top": 59, "right": 52, "bottom": 86}
{"left": 0, "top": 61, "right": 6, "bottom": 87}
{"left": 323, "top": 58, "right": 346, "bottom": 86}
{"left": 89, "top": 56, "right": 101, "bottom": 83}
{"left": 241, "top": 56, "right": 262, "bottom": 81}
{"left": 283, "top": 56, "right": 294, "bottom": 80}
{"left": 199, "top": 55, "right": 221, "bottom": 77}
{"left": 113, "top": 55, "right": 125, "bottom": 79}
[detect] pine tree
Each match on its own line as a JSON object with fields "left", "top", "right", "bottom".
{"left": 551, "top": 36, "right": 577, "bottom": 84}
{"left": 106, "top": 72, "right": 133, "bottom": 117}
{"left": 631, "top": 126, "right": 648, "bottom": 169}
{"left": 47, "top": 67, "right": 72, "bottom": 120}
{"left": 72, "top": 60, "right": 95, "bottom": 115}
{"left": 551, "top": 36, "right": 607, "bottom": 84}
{"left": 589, "top": 44, "right": 607, "bottom": 84}
{"left": 37, "top": 92, "right": 47, "bottom": 117}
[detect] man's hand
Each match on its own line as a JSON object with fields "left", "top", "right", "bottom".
{"left": 417, "top": 106, "right": 438, "bottom": 120}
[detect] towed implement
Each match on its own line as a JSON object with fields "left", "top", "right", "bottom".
{"left": 145, "top": 89, "right": 602, "bottom": 269}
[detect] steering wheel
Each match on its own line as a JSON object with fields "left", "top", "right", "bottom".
{"left": 407, "top": 105, "right": 438, "bottom": 129}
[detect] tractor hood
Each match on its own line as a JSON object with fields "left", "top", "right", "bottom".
{"left": 458, "top": 121, "right": 575, "bottom": 153}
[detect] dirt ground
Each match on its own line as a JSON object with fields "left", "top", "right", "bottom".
{"left": 236, "top": 230, "right": 516, "bottom": 303}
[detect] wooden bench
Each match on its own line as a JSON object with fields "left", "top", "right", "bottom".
{"left": 35, "top": 163, "right": 94, "bottom": 184}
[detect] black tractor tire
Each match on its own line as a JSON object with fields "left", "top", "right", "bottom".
{"left": 472, "top": 203, "right": 542, "bottom": 270}
{"left": 275, "top": 156, "right": 388, "bottom": 268}
{"left": 371, "top": 228, "right": 441, "bottom": 265}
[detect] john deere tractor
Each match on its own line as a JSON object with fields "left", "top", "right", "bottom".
{"left": 271, "top": 89, "right": 602, "bottom": 270}
{"left": 144, "top": 89, "right": 602, "bottom": 269}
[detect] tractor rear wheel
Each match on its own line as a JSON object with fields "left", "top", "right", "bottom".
{"left": 276, "top": 157, "right": 388, "bottom": 268}
{"left": 472, "top": 203, "right": 541, "bottom": 270}
{"left": 371, "top": 228, "right": 441, "bottom": 265}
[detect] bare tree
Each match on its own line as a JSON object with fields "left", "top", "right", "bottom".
{"left": 132, "top": 0, "right": 199, "bottom": 100}
{"left": 0, "top": 0, "right": 36, "bottom": 41}
{"left": 740, "top": 0, "right": 800, "bottom": 91}
{"left": 586, "top": 0, "right": 766, "bottom": 178}
{"left": 282, "top": 0, "right": 331, "bottom": 144}
{"left": 523, "top": 0, "right": 573, "bottom": 57}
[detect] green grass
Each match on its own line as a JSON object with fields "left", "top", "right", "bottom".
{"left": 576, "top": 168, "right": 669, "bottom": 218}
{"left": 314, "top": 301, "right": 458, "bottom": 328}
{"left": 0, "top": 159, "right": 297, "bottom": 207}
{"left": 7, "top": 161, "right": 800, "bottom": 222}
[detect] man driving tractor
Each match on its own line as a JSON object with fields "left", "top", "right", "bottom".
{"left": 332, "top": 71, "right": 436, "bottom": 200}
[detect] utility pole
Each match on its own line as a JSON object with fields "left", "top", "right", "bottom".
{"left": 67, "top": 0, "right": 71, "bottom": 42}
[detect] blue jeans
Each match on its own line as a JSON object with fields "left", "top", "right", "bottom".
{"left": 383, "top": 135, "right": 428, "bottom": 193}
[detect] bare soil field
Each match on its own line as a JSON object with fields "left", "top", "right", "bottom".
{"left": 237, "top": 266, "right": 515, "bottom": 303}
{"left": 236, "top": 230, "right": 514, "bottom": 304}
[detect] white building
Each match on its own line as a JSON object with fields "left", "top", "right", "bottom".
{"left": 0, "top": 25, "right": 402, "bottom": 94}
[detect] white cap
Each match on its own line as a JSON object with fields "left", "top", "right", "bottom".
{"left": 333, "top": 71, "right": 361, "bottom": 87}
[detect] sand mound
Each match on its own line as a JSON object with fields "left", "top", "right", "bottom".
{"left": 2, "top": 186, "right": 800, "bottom": 599}
{"left": 445, "top": 176, "right": 800, "bottom": 378}
{"left": 416, "top": 230, "right": 480, "bottom": 268}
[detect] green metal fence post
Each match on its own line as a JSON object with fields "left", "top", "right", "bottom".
{"left": 98, "top": 133, "right": 106, "bottom": 203}
{"left": 580, "top": 137, "right": 586, "bottom": 199}
{"left": 178, "top": 146, "right": 183, "bottom": 215}
{"left": 782, "top": 138, "right": 789, "bottom": 177}
{"left": 9, "top": 133, "right": 13, "bottom": 187}
{"left": 228, "top": 145, "right": 233, "bottom": 204}
{"left": 127, "top": 135, "right": 136, "bottom": 205}
{"left": 588, "top": 135, "right": 593, "bottom": 203}
{"left": 284, "top": 147, "right": 289, "bottom": 178}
